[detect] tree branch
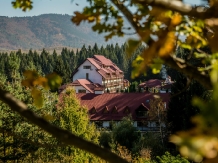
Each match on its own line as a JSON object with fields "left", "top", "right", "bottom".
{"left": 165, "top": 56, "right": 212, "bottom": 90}
{"left": 111, "top": 0, "right": 141, "bottom": 32}
{"left": 134, "top": 0, "right": 215, "bottom": 19}
{"left": 112, "top": 0, "right": 213, "bottom": 90}
{"left": 0, "top": 88, "right": 128, "bottom": 163}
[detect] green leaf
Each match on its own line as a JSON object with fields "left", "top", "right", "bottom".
{"left": 126, "top": 39, "right": 141, "bottom": 58}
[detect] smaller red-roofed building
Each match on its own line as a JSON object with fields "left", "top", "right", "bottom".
{"left": 139, "top": 77, "right": 174, "bottom": 93}
{"left": 74, "top": 92, "right": 170, "bottom": 131}
{"left": 72, "top": 55, "right": 128, "bottom": 93}
{"left": 59, "top": 79, "right": 104, "bottom": 94}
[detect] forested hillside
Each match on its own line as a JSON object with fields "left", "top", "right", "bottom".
{"left": 0, "top": 14, "right": 130, "bottom": 50}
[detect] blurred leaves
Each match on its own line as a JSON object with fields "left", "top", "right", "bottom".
{"left": 31, "top": 88, "right": 43, "bottom": 108}
{"left": 46, "top": 73, "right": 62, "bottom": 91}
{"left": 168, "top": 47, "right": 218, "bottom": 161}
{"left": 72, "top": 0, "right": 124, "bottom": 42}
{"left": 12, "top": 0, "right": 33, "bottom": 11}
{"left": 126, "top": 39, "right": 141, "bottom": 58}
{"left": 150, "top": 58, "right": 164, "bottom": 74}
{"left": 22, "top": 70, "right": 62, "bottom": 107}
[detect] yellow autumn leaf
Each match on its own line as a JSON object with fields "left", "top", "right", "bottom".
{"left": 158, "top": 32, "right": 175, "bottom": 58}
{"left": 171, "top": 13, "right": 182, "bottom": 26}
{"left": 88, "top": 16, "right": 95, "bottom": 22}
{"left": 33, "top": 77, "right": 48, "bottom": 88}
{"left": 23, "top": 70, "right": 39, "bottom": 79}
{"left": 46, "top": 73, "right": 62, "bottom": 91}
{"left": 22, "top": 70, "right": 39, "bottom": 87}
{"left": 72, "top": 11, "right": 88, "bottom": 25}
{"left": 208, "top": 32, "right": 218, "bottom": 52}
{"left": 31, "top": 88, "right": 43, "bottom": 108}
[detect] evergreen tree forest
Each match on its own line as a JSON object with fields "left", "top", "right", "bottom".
{"left": 0, "top": 43, "right": 162, "bottom": 86}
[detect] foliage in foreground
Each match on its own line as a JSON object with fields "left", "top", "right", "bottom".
{"left": 0, "top": 77, "right": 101, "bottom": 162}
{"left": 8, "top": 0, "right": 218, "bottom": 162}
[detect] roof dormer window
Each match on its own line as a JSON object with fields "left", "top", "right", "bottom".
{"left": 111, "top": 106, "right": 118, "bottom": 114}
{"left": 90, "top": 107, "right": 97, "bottom": 114}
{"left": 83, "top": 66, "right": 91, "bottom": 69}
{"left": 103, "top": 106, "right": 109, "bottom": 114}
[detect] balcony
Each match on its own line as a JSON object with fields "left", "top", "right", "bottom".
{"left": 104, "top": 82, "right": 122, "bottom": 87}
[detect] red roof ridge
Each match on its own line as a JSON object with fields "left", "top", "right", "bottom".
{"left": 141, "top": 103, "right": 149, "bottom": 110}
{"left": 77, "top": 79, "right": 94, "bottom": 93}
{"left": 87, "top": 58, "right": 102, "bottom": 69}
{"left": 93, "top": 55, "right": 113, "bottom": 66}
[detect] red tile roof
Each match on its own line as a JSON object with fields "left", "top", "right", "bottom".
{"left": 76, "top": 93, "right": 170, "bottom": 121}
{"left": 75, "top": 79, "right": 94, "bottom": 93}
{"left": 138, "top": 79, "right": 174, "bottom": 90}
{"left": 94, "top": 87, "right": 104, "bottom": 91}
{"left": 146, "top": 79, "right": 162, "bottom": 87}
{"left": 87, "top": 58, "right": 102, "bottom": 69}
{"left": 94, "top": 55, "right": 113, "bottom": 66}
{"left": 60, "top": 79, "right": 104, "bottom": 93}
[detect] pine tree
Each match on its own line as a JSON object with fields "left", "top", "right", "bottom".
{"left": 167, "top": 71, "right": 205, "bottom": 133}
{"left": 92, "top": 43, "right": 99, "bottom": 54}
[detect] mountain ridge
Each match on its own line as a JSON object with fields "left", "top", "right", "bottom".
{"left": 0, "top": 14, "right": 129, "bottom": 50}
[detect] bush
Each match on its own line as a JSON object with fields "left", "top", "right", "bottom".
{"left": 156, "top": 152, "right": 189, "bottom": 163}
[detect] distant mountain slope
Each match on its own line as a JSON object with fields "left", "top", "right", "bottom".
{"left": 0, "top": 14, "right": 130, "bottom": 50}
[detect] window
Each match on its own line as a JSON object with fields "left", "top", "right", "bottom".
{"left": 124, "top": 106, "right": 130, "bottom": 114}
{"left": 95, "top": 121, "right": 103, "bottom": 128}
{"left": 155, "top": 122, "right": 160, "bottom": 127}
{"left": 86, "top": 73, "right": 89, "bottom": 79}
{"left": 83, "top": 65, "right": 91, "bottom": 69}
{"left": 137, "top": 121, "right": 148, "bottom": 127}
{"left": 111, "top": 106, "right": 118, "bottom": 114}
{"left": 136, "top": 110, "right": 148, "bottom": 117}
{"left": 78, "top": 89, "right": 86, "bottom": 93}
{"left": 103, "top": 106, "right": 109, "bottom": 114}
{"left": 163, "top": 102, "right": 167, "bottom": 109}
{"left": 90, "top": 107, "right": 97, "bottom": 114}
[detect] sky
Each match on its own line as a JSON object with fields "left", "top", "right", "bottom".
{"left": 0, "top": 0, "right": 206, "bottom": 17}
{"left": 0, "top": 0, "right": 88, "bottom": 17}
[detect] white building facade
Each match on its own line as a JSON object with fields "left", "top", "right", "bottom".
{"left": 72, "top": 55, "right": 125, "bottom": 93}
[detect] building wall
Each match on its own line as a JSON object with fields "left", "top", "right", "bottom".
{"left": 74, "top": 86, "right": 90, "bottom": 93}
{"left": 103, "top": 121, "right": 110, "bottom": 128}
{"left": 94, "top": 90, "right": 104, "bottom": 94}
{"left": 73, "top": 60, "right": 103, "bottom": 84}
{"left": 92, "top": 120, "right": 165, "bottom": 132}
{"left": 133, "top": 121, "right": 137, "bottom": 127}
